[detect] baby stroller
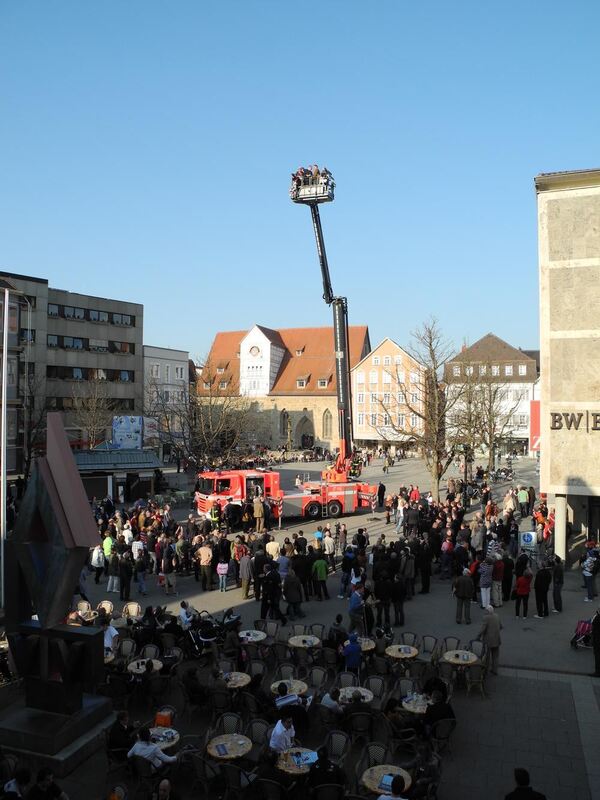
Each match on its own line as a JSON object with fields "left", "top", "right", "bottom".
{"left": 570, "top": 618, "right": 593, "bottom": 649}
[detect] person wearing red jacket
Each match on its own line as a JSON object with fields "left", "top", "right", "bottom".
{"left": 514, "top": 568, "right": 533, "bottom": 619}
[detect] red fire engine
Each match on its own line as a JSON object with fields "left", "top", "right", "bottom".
{"left": 195, "top": 169, "right": 377, "bottom": 524}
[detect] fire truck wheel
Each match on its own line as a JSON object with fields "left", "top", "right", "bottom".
{"left": 327, "top": 500, "right": 343, "bottom": 518}
{"left": 305, "top": 502, "right": 322, "bottom": 519}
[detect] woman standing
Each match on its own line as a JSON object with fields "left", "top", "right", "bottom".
{"left": 479, "top": 557, "right": 494, "bottom": 609}
{"left": 552, "top": 555, "right": 564, "bottom": 613}
{"left": 515, "top": 567, "right": 533, "bottom": 619}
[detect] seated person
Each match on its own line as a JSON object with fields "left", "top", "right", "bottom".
{"left": 210, "top": 667, "right": 229, "bottom": 691}
{"left": 3, "top": 767, "right": 31, "bottom": 798}
{"left": 327, "top": 614, "right": 348, "bottom": 648}
{"left": 343, "top": 633, "right": 362, "bottom": 673}
{"left": 248, "top": 674, "right": 276, "bottom": 718}
{"left": 108, "top": 711, "right": 137, "bottom": 756}
{"left": 383, "top": 697, "right": 414, "bottom": 735}
{"left": 376, "top": 774, "right": 409, "bottom": 800}
{"left": 343, "top": 689, "right": 368, "bottom": 718}
{"left": 422, "top": 676, "right": 448, "bottom": 702}
{"left": 268, "top": 715, "right": 296, "bottom": 752}
{"left": 25, "top": 768, "right": 69, "bottom": 800}
{"left": 423, "top": 690, "right": 455, "bottom": 734}
{"left": 177, "top": 601, "right": 194, "bottom": 631}
{"left": 103, "top": 620, "right": 119, "bottom": 654}
{"left": 274, "top": 682, "right": 308, "bottom": 735}
{"left": 320, "top": 687, "right": 343, "bottom": 715}
{"left": 222, "top": 622, "right": 242, "bottom": 668}
{"left": 153, "top": 779, "right": 179, "bottom": 800}
{"left": 307, "top": 746, "right": 344, "bottom": 789}
{"left": 181, "top": 667, "right": 208, "bottom": 704}
{"left": 128, "top": 727, "right": 178, "bottom": 771}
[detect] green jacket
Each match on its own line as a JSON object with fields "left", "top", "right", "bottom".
{"left": 312, "top": 558, "right": 328, "bottom": 581}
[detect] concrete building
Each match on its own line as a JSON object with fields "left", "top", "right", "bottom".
{"left": 536, "top": 168, "right": 600, "bottom": 558}
{"left": 444, "top": 334, "right": 540, "bottom": 457}
{"left": 143, "top": 345, "right": 190, "bottom": 457}
{"left": 351, "top": 337, "right": 425, "bottom": 453}
{"left": 0, "top": 271, "right": 143, "bottom": 467}
{"left": 199, "top": 324, "right": 371, "bottom": 451}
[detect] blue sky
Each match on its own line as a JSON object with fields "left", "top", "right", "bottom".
{"left": 1, "top": 1, "right": 598, "bottom": 360}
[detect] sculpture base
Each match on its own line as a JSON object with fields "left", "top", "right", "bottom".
{"left": 0, "top": 693, "right": 113, "bottom": 776}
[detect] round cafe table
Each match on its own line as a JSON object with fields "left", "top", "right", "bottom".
{"left": 344, "top": 637, "right": 375, "bottom": 652}
{"left": 270, "top": 679, "right": 308, "bottom": 697}
{"left": 361, "top": 764, "right": 412, "bottom": 795}
{"left": 339, "top": 686, "right": 373, "bottom": 705}
{"left": 288, "top": 635, "right": 321, "bottom": 649}
{"left": 224, "top": 671, "right": 251, "bottom": 690}
{"left": 128, "top": 658, "right": 163, "bottom": 675}
{"left": 402, "top": 694, "right": 430, "bottom": 714}
{"left": 238, "top": 629, "right": 267, "bottom": 643}
{"left": 207, "top": 734, "right": 252, "bottom": 761}
{"left": 104, "top": 651, "right": 115, "bottom": 665}
{"left": 442, "top": 650, "right": 479, "bottom": 666}
{"left": 149, "top": 727, "right": 180, "bottom": 751}
{"left": 277, "top": 747, "right": 317, "bottom": 776}
{"left": 386, "top": 644, "right": 418, "bottom": 661}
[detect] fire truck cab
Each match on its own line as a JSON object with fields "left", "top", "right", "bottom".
{"left": 195, "top": 469, "right": 282, "bottom": 523}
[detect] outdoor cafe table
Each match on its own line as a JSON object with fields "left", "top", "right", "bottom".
{"left": 402, "top": 694, "right": 430, "bottom": 714}
{"left": 344, "top": 637, "right": 375, "bottom": 652}
{"left": 238, "top": 629, "right": 267, "bottom": 643}
{"left": 277, "top": 748, "right": 317, "bottom": 776}
{"left": 224, "top": 671, "right": 252, "bottom": 689}
{"left": 442, "top": 650, "right": 479, "bottom": 666}
{"left": 288, "top": 635, "right": 321, "bottom": 649}
{"left": 338, "top": 686, "right": 374, "bottom": 705}
{"left": 128, "top": 658, "right": 163, "bottom": 675}
{"left": 207, "top": 734, "right": 252, "bottom": 761}
{"left": 149, "top": 727, "right": 180, "bottom": 751}
{"left": 361, "top": 765, "right": 412, "bottom": 795}
{"left": 385, "top": 644, "right": 419, "bottom": 661}
{"left": 270, "top": 679, "right": 308, "bottom": 696}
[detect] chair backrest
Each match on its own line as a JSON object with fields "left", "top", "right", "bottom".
{"left": 97, "top": 600, "right": 114, "bottom": 615}
{"left": 245, "top": 718, "right": 270, "bottom": 744}
{"left": 219, "top": 658, "right": 235, "bottom": 674}
{"left": 275, "top": 663, "right": 296, "bottom": 682}
{"left": 334, "top": 671, "right": 358, "bottom": 689}
{"left": 77, "top": 600, "right": 91, "bottom": 613}
{"left": 265, "top": 621, "right": 280, "bottom": 639}
{"left": 441, "top": 636, "right": 461, "bottom": 653}
{"left": 308, "top": 666, "right": 328, "bottom": 690}
{"left": 431, "top": 717, "right": 457, "bottom": 741}
{"left": 123, "top": 602, "right": 142, "bottom": 618}
{"left": 371, "top": 655, "right": 390, "bottom": 676}
{"left": 159, "top": 633, "right": 176, "bottom": 651}
{"left": 215, "top": 712, "right": 243, "bottom": 735}
{"left": 191, "top": 754, "right": 219, "bottom": 783}
{"left": 291, "top": 623, "right": 307, "bottom": 636}
{"left": 321, "top": 647, "right": 339, "bottom": 668}
{"left": 310, "top": 623, "right": 326, "bottom": 640}
{"left": 118, "top": 638, "right": 136, "bottom": 657}
{"left": 437, "top": 662, "right": 455, "bottom": 682}
{"left": 318, "top": 704, "right": 338, "bottom": 728}
{"left": 312, "top": 785, "right": 345, "bottom": 800}
{"left": 248, "top": 659, "right": 266, "bottom": 678}
{"left": 467, "top": 639, "right": 487, "bottom": 660}
{"left": 364, "top": 741, "right": 392, "bottom": 767}
{"left": 211, "top": 690, "right": 233, "bottom": 714}
{"left": 466, "top": 664, "right": 485, "bottom": 682}
{"left": 421, "top": 635, "right": 438, "bottom": 655}
{"left": 273, "top": 643, "right": 292, "bottom": 663}
{"left": 400, "top": 631, "right": 420, "bottom": 647}
{"left": 240, "top": 691, "right": 260, "bottom": 717}
{"left": 363, "top": 675, "right": 386, "bottom": 698}
{"left": 254, "top": 619, "right": 267, "bottom": 633}
{"left": 169, "top": 646, "right": 184, "bottom": 665}
{"left": 323, "top": 729, "right": 350, "bottom": 762}
{"left": 221, "top": 763, "right": 246, "bottom": 790}
{"left": 255, "top": 778, "right": 287, "bottom": 800}
{"left": 141, "top": 644, "right": 159, "bottom": 660}
{"left": 348, "top": 712, "right": 372, "bottom": 736}
{"left": 244, "top": 642, "right": 261, "bottom": 660}
{"left": 371, "top": 712, "right": 394, "bottom": 744}
{"left": 395, "top": 677, "right": 417, "bottom": 698}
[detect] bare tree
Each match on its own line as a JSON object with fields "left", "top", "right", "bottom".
{"left": 476, "top": 368, "right": 522, "bottom": 472}
{"left": 20, "top": 371, "right": 47, "bottom": 480}
{"left": 70, "top": 378, "right": 115, "bottom": 449}
{"left": 375, "top": 319, "right": 465, "bottom": 501}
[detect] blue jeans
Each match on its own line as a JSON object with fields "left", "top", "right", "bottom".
{"left": 219, "top": 574, "right": 227, "bottom": 592}
{"left": 137, "top": 574, "right": 146, "bottom": 594}
{"left": 339, "top": 573, "right": 350, "bottom": 598}
{"left": 584, "top": 574, "right": 594, "bottom": 600}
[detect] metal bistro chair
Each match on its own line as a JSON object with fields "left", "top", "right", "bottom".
{"left": 273, "top": 663, "right": 296, "bottom": 683}
{"left": 213, "top": 712, "right": 244, "bottom": 736}
{"left": 307, "top": 665, "right": 328, "bottom": 696}
{"left": 333, "top": 671, "right": 359, "bottom": 690}
{"left": 291, "top": 623, "right": 308, "bottom": 637}
{"left": 347, "top": 711, "right": 372, "bottom": 744}
{"left": 399, "top": 631, "right": 420, "bottom": 648}
{"left": 440, "top": 636, "right": 461, "bottom": 656}
{"left": 310, "top": 623, "right": 326, "bottom": 640}
{"left": 220, "top": 762, "right": 257, "bottom": 800}
{"left": 140, "top": 644, "right": 160, "bottom": 660}
{"left": 465, "top": 663, "right": 487, "bottom": 698}
{"left": 244, "top": 718, "right": 271, "bottom": 764}
{"left": 77, "top": 600, "right": 91, "bottom": 614}
{"left": 311, "top": 785, "right": 345, "bottom": 800}
{"left": 419, "top": 636, "right": 439, "bottom": 664}
{"left": 362, "top": 674, "right": 387, "bottom": 711}
{"left": 430, "top": 717, "right": 457, "bottom": 755}
{"left": 321, "top": 729, "right": 351, "bottom": 768}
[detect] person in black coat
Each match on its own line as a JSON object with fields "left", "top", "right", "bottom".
{"left": 377, "top": 482, "right": 386, "bottom": 508}
{"left": 533, "top": 562, "right": 552, "bottom": 618}
{"left": 502, "top": 553, "right": 515, "bottom": 601}
{"left": 374, "top": 572, "right": 393, "bottom": 626}
{"left": 119, "top": 553, "right": 133, "bottom": 601}
{"left": 391, "top": 572, "right": 406, "bottom": 626}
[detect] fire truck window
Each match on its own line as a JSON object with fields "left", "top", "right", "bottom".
{"left": 216, "top": 478, "right": 231, "bottom": 494}
{"left": 246, "top": 477, "right": 264, "bottom": 497}
{"left": 196, "top": 477, "right": 214, "bottom": 494}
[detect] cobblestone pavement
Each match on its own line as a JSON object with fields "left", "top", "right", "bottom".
{"left": 64, "top": 456, "right": 600, "bottom": 799}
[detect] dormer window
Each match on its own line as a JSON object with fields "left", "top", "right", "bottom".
{"left": 217, "top": 367, "right": 225, "bottom": 374}
{"left": 296, "top": 378, "right": 307, "bottom": 388}
{"left": 295, "top": 348, "right": 304, "bottom": 356}
{"left": 318, "top": 378, "right": 328, "bottom": 389}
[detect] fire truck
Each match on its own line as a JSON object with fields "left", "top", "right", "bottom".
{"left": 195, "top": 169, "right": 377, "bottom": 524}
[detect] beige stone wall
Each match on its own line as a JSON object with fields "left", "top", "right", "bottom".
{"left": 538, "top": 176, "right": 600, "bottom": 495}
{"left": 253, "top": 395, "right": 337, "bottom": 450}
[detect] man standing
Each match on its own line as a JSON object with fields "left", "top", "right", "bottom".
{"left": 239, "top": 550, "right": 252, "bottom": 599}
{"left": 517, "top": 486, "right": 530, "bottom": 518}
{"left": 198, "top": 538, "right": 214, "bottom": 591}
{"left": 533, "top": 561, "right": 552, "bottom": 618}
{"left": 253, "top": 494, "right": 265, "bottom": 533}
{"left": 348, "top": 583, "right": 365, "bottom": 634}
{"left": 454, "top": 568, "right": 474, "bottom": 624}
{"left": 477, "top": 605, "right": 502, "bottom": 675}
{"left": 504, "top": 768, "right": 547, "bottom": 799}
{"left": 377, "top": 482, "right": 386, "bottom": 508}
{"left": 323, "top": 529, "right": 336, "bottom": 573}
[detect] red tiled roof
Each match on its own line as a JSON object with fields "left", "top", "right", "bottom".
{"left": 199, "top": 325, "right": 370, "bottom": 396}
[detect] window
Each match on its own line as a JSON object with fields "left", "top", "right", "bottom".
{"left": 90, "top": 368, "right": 107, "bottom": 381}
{"left": 90, "top": 338, "right": 108, "bottom": 352}
{"left": 410, "top": 413, "right": 418, "bottom": 428}
{"left": 370, "top": 413, "right": 377, "bottom": 426}
{"left": 317, "top": 379, "right": 328, "bottom": 389}
{"left": 89, "top": 309, "right": 108, "bottom": 322}
{"left": 73, "top": 338, "right": 83, "bottom": 349}
{"left": 6, "top": 357, "right": 17, "bottom": 386}
{"left": 518, "top": 364, "right": 527, "bottom": 376}
{"left": 203, "top": 381, "right": 210, "bottom": 390}
{"left": 519, "top": 413, "right": 528, "bottom": 426}
{"left": 64, "top": 306, "right": 75, "bottom": 318}
{"left": 383, "top": 413, "right": 390, "bottom": 426}
{"left": 163, "top": 390, "right": 170, "bottom": 403}
{"left": 410, "top": 371, "right": 418, "bottom": 383}
{"left": 397, "top": 371, "right": 405, "bottom": 384}
{"left": 370, "top": 393, "right": 377, "bottom": 403}
{"left": 465, "top": 366, "right": 474, "bottom": 376}
{"left": 356, "top": 371, "right": 364, "bottom": 384}
{"left": 113, "top": 313, "right": 132, "bottom": 326}
{"left": 357, "top": 412, "right": 364, "bottom": 425}
{"left": 357, "top": 392, "right": 364, "bottom": 404}
{"left": 322, "top": 409, "right": 332, "bottom": 438}
{"left": 505, "top": 365, "right": 513, "bottom": 376}
{"left": 46, "top": 365, "right": 58, "bottom": 379}
{"left": 491, "top": 365, "right": 500, "bottom": 376}
{"left": 48, "top": 303, "right": 59, "bottom": 317}
{"left": 47, "top": 334, "right": 58, "bottom": 348}
{"left": 397, "top": 391, "right": 404, "bottom": 404}
{"left": 295, "top": 349, "right": 303, "bottom": 356}
{"left": 19, "top": 328, "right": 35, "bottom": 343}
{"left": 72, "top": 367, "right": 84, "bottom": 380}
{"left": 118, "top": 370, "right": 132, "bottom": 382}
{"left": 452, "top": 365, "right": 461, "bottom": 377}
{"left": 296, "top": 379, "right": 306, "bottom": 388}
{"left": 74, "top": 307, "right": 85, "bottom": 320}
{"left": 382, "top": 371, "right": 391, "bottom": 384}
{"left": 64, "top": 337, "right": 74, "bottom": 349}
{"left": 394, "top": 356, "right": 402, "bottom": 365}
{"left": 383, "top": 393, "right": 391, "bottom": 404}
{"left": 411, "top": 393, "right": 418, "bottom": 403}
{"left": 280, "top": 410, "right": 289, "bottom": 436}
{"left": 165, "top": 365, "right": 170, "bottom": 382}
{"left": 369, "top": 370, "right": 378, "bottom": 385}
{"left": 175, "top": 366, "right": 184, "bottom": 380}
{"left": 151, "top": 364, "right": 160, "bottom": 378}
{"left": 372, "top": 356, "right": 380, "bottom": 366}
{"left": 217, "top": 367, "right": 225, "bottom": 374}
{"left": 397, "top": 413, "right": 405, "bottom": 428}
{"left": 219, "top": 380, "right": 227, "bottom": 389}
{"left": 479, "top": 365, "right": 487, "bottom": 376}
{"left": 383, "top": 356, "right": 391, "bottom": 366}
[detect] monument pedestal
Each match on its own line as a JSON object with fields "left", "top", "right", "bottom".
{"left": 0, "top": 693, "right": 113, "bottom": 776}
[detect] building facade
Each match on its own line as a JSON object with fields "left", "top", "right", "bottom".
{"left": 199, "top": 324, "right": 371, "bottom": 451}
{"left": 536, "top": 168, "right": 600, "bottom": 557}
{"left": 351, "top": 338, "right": 425, "bottom": 452}
{"left": 0, "top": 271, "right": 143, "bottom": 470}
{"left": 444, "top": 333, "right": 540, "bottom": 457}
{"left": 143, "top": 345, "right": 190, "bottom": 455}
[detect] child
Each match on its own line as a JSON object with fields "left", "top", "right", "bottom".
{"left": 216, "top": 558, "right": 229, "bottom": 592}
